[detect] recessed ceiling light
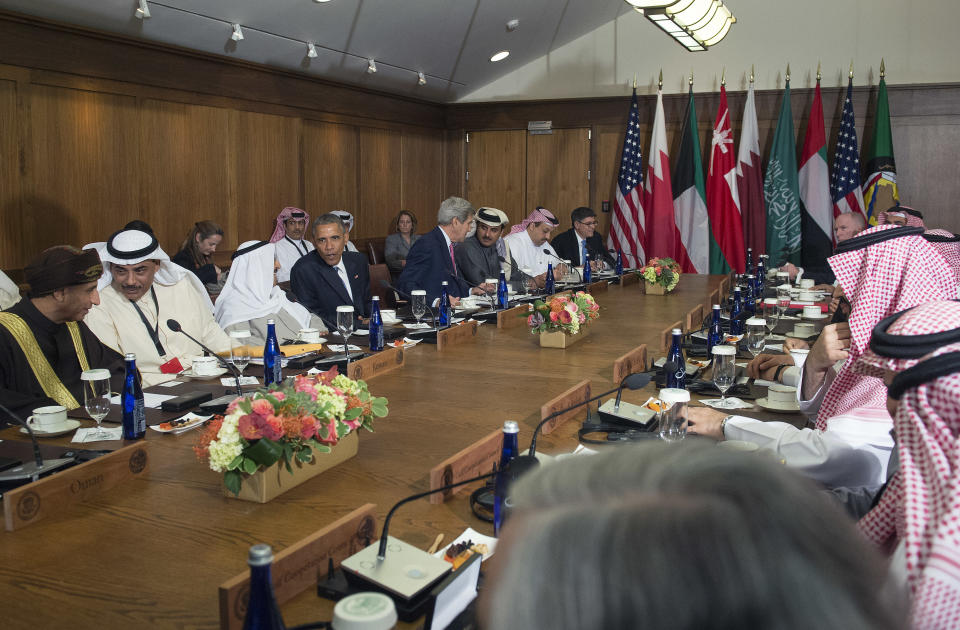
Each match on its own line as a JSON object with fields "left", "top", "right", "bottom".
{"left": 490, "top": 50, "right": 510, "bottom": 62}
{"left": 313, "top": 0, "right": 333, "bottom": 3}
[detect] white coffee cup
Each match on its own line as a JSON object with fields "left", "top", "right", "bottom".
{"left": 767, "top": 384, "right": 797, "bottom": 404}
{"left": 798, "top": 290, "right": 817, "bottom": 301}
{"left": 790, "top": 348, "right": 810, "bottom": 368}
{"left": 380, "top": 309, "right": 397, "bottom": 323}
{"left": 802, "top": 305, "right": 822, "bottom": 318}
{"left": 799, "top": 278, "right": 815, "bottom": 289}
{"left": 298, "top": 328, "right": 321, "bottom": 343}
{"left": 191, "top": 356, "right": 219, "bottom": 376}
{"left": 793, "top": 322, "right": 815, "bottom": 338}
{"left": 27, "top": 405, "right": 68, "bottom": 431}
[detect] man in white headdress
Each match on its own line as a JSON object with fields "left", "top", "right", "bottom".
{"left": 502, "top": 207, "right": 565, "bottom": 277}
{"left": 0, "top": 269, "right": 20, "bottom": 310}
{"left": 215, "top": 240, "right": 326, "bottom": 345}
{"left": 270, "top": 206, "right": 315, "bottom": 285}
{"left": 331, "top": 210, "right": 360, "bottom": 253}
{"left": 84, "top": 229, "right": 230, "bottom": 386}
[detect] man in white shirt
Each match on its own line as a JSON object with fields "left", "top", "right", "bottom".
{"left": 85, "top": 229, "right": 231, "bottom": 387}
{"left": 270, "top": 207, "right": 315, "bottom": 284}
{"left": 502, "top": 207, "right": 565, "bottom": 278}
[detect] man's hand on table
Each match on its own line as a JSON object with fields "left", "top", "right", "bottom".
{"left": 747, "top": 353, "right": 794, "bottom": 381}
{"left": 471, "top": 282, "right": 496, "bottom": 296}
{"left": 783, "top": 337, "right": 810, "bottom": 352}
{"left": 687, "top": 407, "right": 728, "bottom": 441}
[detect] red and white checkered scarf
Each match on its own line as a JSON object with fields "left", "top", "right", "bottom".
{"left": 855, "top": 300, "right": 960, "bottom": 379}
{"left": 269, "top": 206, "right": 311, "bottom": 243}
{"left": 507, "top": 207, "right": 558, "bottom": 235}
{"left": 858, "top": 344, "right": 960, "bottom": 629}
{"left": 819, "top": 225, "right": 956, "bottom": 429}
{"left": 924, "top": 229, "right": 960, "bottom": 286}
{"left": 878, "top": 206, "right": 925, "bottom": 228}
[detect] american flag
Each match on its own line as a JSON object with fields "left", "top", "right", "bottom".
{"left": 830, "top": 79, "right": 866, "bottom": 220}
{"left": 607, "top": 88, "right": 645, "bottom": 267}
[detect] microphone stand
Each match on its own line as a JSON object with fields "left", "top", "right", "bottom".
{"left": 166, "top": 319, "right": 243, "bottom": 397}
{"left": 545, "top": 251, "right": 582, "bottom": 285}
{"left": 0, "top": 402, "right": 75, "bottom": 483}
{"left": 382, "top": 281, "right": 441, "bottom": 334}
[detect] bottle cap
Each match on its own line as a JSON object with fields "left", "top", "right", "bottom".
{"left": 712, "top": 304, "right": 720, "bottom": 309}
{"left": 658, "top": 388, "right": 690, "bottom": 404}
{"left": 332, "top": 592, "right": 397, "bottom": 630}
{"left": 248, "top": 543, "right": 273, "bottom": 567}
{"left": 503, "top": 420, "right": 519, "bottom": 433}
{"left": 372, "top": 296, "right": 380, "bottom": 301}
{"left": 267, "top": 318, "right": 275, "bottom": 324}
{"left": 441, "top": 281, "right": 448, "bottom": 285}
{"left": 734, "top": 287, "right": 741, "bottom": 292}
{"left": 672, "top": 328, "right": 682, "bottom": 335}
{"left": 124, "top": 353, "right": 136, "bottom": 360}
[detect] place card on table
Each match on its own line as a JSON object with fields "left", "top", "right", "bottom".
{"left": 613, "top": 343, "right": 648, "bottom": 384}
{"left": 540, "top": 379, "right": 591, "bottom": 435}
{"left": 429, "top": 428, "right": 503, "bottom": 504}
{"left": 346, "top": 344, "right": 404, "bottom": 381}
{"left": 587, "top": 279, "right": 609, "bottom": 294}
{"left": 497, "top": 303, "right": 531, "bottom": 329}
{"left": 659, "top": 320, "right": 683, "bottom": 352}
{"left": 436, "top": 320, "right": 479, "bottom": 351}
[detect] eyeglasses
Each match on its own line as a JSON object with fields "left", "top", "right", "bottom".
{"left": 577, "top": 220, "right": 598, "bottom": 227}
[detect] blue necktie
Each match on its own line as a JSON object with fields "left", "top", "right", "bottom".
{"left": 581, "top": 239, "right": 588, "bottom": 266}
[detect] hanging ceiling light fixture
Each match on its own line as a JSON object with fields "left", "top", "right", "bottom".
{"left": 624, "top": 0, "right": 735, "bottom": 52}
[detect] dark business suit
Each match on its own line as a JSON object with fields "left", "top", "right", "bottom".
{"left": 397, "top": 226, "right": 470, "bottom": 302}
{"left": 290, "top": 250, "right": 371, "bottom": 325}
{"left": 551, "top": 228, "right": 616, "bottom": 267}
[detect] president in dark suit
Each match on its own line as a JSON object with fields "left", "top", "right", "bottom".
{"left": 398, "top": 196, "right": 488, "bottom": 303}
{"left": 290, "top": 213, "right": 370, "bottom": 325}
{"left": 551, "top": 206, "right": 616, "bottom": 269}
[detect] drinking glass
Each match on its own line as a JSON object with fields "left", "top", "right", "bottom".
{"left": 776, "top": 285, "right": 791, "bottom": 318}
{"left": 711, "top": 345, "right": 737, "bottom": 408}
{"left": 745, "top": 318, "right": 767, "bottom": 358}
{"left": 657, "top": 388, "right": 690, "bottom": 443}
{"left": 336, "top": 305, "right": 355, "bottom": 366}
{"left": 81, "top": 369, "right": 112, "bottom": 440}
{"left": 229, "top": 330, "right": 251, "bottom": 374}
{"left": 411, "top": 290, "right": 427, "bottom": 326}
{"left": 484, "top": 277, "right": 498, "bottom": 310}
{"left": 762, "top": 299, "right": 779, "bottom": 336}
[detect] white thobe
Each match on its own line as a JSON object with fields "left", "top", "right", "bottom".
{"left": 275, "top": 237, "right": 314, "bottom": 283}
{"left": 503, "top": 231, "right": 559, "bottom": 276}
{"left": 85, "top": 280, "right": 231, "bottom": 387}
{"left": 0, "top": 270, "right": 20, "bottom": 310}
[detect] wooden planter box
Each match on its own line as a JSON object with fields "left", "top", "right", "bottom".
{"left": 644, "top": 281, "right": 674, "bottom": 295}
{"left": 539, "top": 327, "right": 589, "bottom": 348}
{"left": 224, "top": 431, "right": 359, "bottom": 503}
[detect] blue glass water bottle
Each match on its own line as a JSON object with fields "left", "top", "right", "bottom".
{"left": 666, "top": 328, "right": 686, "bottom": 389}
{"left": 730, "top": 287, "right": 744, "bottom": 336}
{"left": 438, "top": 281, "right": 450, "bottom": 327}
{"left": 121, "top": 353, "right": 146, "bottom": 440}
{"left": 544, "top": 262, "right": 555, "bottom": 295}
{"left": 263, "top": 319, "right": 282, "bottom": 386}
{"left": 582, "top": 251, "right": 592, "bottom": 284}
{"left": 368, "top": 296, "right": 383, "bottom": 352}
{"left": 493, "top": 420, "right": 519, "bottom": 537}
{"left": 242, "top": 544, "right": 286, "bottom": 630}
{"left": 497, "top": 270, "right": 509, "bottom": 310}
{"left": 615, "top": 250, "right": 624, "bottom": 275}
{"left": 745, "top": 247, "right": 753, "bottom": 274}
{"left": 707, "top": 304, "right": 722, "bottom": 355}
{"left": 744, "top": 275, "right": 756, "bottom": 315}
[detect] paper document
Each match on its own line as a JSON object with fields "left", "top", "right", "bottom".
{"left": 73, "top": 426, "right": 123, "bottom": 443}
{"left": 109, "top": 392, "right": 174, "bottom": 409}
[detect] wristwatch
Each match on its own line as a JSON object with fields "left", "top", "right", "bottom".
{"left": 719, "top": 415, "right": 734, "bottom": 437}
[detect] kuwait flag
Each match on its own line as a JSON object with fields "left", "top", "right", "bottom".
{"left": 706, "top": 85, "right": 745, "bottom": 273}
{"left": 863, "top": 71, "right": 899, "bottom": 224}
{"left": 764, "top": 77, "right": 802, "bottom": 266}
{"left": 737, "top": 81, "right": 766, "bottom": 257}
{"left": 644, "top": 89, "right": 679, "bottom": 262}
{"left": 672, "top": 85, "right": 710, "bottom": 274}
{"left": 798, "top": 80, "right": 833, "bottom": 266}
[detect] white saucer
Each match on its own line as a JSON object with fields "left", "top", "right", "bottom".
{"left": 756, "top": 397, "right": 801, "bottom": 413}
{"left": 21, "top": 419, "right": 82, "bottom": 437}
{"left": 785, "top": 331, "right": 817, "bottom": 340}
{"left": 801, "top": 313, "right": 829, "bottom": 321}
{"left": 182, "top": 367, "right": 228, "bottom": 380}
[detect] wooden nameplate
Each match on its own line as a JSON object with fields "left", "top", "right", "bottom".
{"left": 437, "top": 320, "right": 479, "bottom": 351}
{"left": 218, "top": 504, "right": 377, "bottom": 630}
{"left": 613, "top": 344, "right": 648, "bottom": 384}
{"left": 428, "top": 428, "right": 502, "bottom": 505}
{"left": 660, "top": 320, "right": 683, "bottom": 352}
{"left": 540, "top": 379, "right": 591, "bottom": 435}
{"left": 685, "top": 304, "right": 704, "bottom": 333}
{"left": 497, "top": 304, "right": 531, "bottom": 329}
{"left": 619, "top": 272, "right": 639, "bottom": 287}
{"left": 587, "top": 279, "right": 609, "bottom": 294}
{"left": 346, "top": 345, "right": 404, "bottom": 381}
{"left": 4, "top": 442, "right": 150, "bottom": 531}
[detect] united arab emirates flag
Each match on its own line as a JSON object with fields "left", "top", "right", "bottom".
{"left": 672, "top": 85, "right": 711, "bottom": 274}
{"left": 764, "top": 78, "right": 802, "bottom": 266}
{"left": 798, "top": 80, "right": 833, "bottom": 267}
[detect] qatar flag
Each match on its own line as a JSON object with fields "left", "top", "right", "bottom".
{"left": 644, "top": 89, "right": 681, "bottom": 265}
{"left": 737, "top": 81, "right": 766, "bottom": 258}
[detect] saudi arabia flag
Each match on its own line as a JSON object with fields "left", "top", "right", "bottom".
{"left": 764, "top": 79, "right": 802, "bottom": 266}
{"left": 863, "top": 73, "right": 898, "bottom": 224}
{"left": 672, "top": 85, "right": 711, "bottom": 274}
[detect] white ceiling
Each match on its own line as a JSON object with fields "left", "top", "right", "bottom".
{"left": 0, "top": 0, "right": 632, "bottom": 102}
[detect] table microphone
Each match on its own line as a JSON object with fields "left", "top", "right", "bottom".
{"left": 0, "top": 402, "right": 74, "bottom": 482}
{"left": 166, "top": 319, "right": 243, "bottom": 397}
{"left": 545, "top": 251, "right": 582, "bottom": 283}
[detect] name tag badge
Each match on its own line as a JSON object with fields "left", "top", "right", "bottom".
{"left": 160, "top": 357, "right": 184, "bottom": 374}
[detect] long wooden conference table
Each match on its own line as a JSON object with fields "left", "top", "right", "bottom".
{"left": 1, "top": 274, "right": 796, "bottom": 629}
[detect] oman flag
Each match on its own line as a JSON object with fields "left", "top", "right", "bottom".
{"left": 705, "top": 85, "right": 745, "bottom": 273}
{"left": 644, "top": 88, "right": 680, "bottom": 262}
{"left": 672, "top": 84, "right": 710, "bottom": 274}
{"left": 798, "top": 80, "right": 834, "bottom": 266}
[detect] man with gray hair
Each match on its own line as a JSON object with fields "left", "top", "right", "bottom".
{"left": 398, "top": 196, "right": 491, "bottom": 303}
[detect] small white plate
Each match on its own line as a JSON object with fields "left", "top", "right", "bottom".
{"left": 21, "top": 419, "right": 82, "bottom": 437}
{"left": 149, "top": 412, "right": 213, "bottom": 435}
{"left": 756, "top": 397, "right": 801, "bottom": 413}
{"left": 181, "top": 367, "right": 228, "bottom": 380}
{"left": 785, "top": 331, "right": 817, "bottom": 340}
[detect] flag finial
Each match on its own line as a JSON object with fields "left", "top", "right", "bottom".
{"left": 816, "top": 61, "right": 821, "bottom": 82}
{"left": 785, "top": 63, "right": 790, "bottom": 82}
{"left": 658, "top": 69, "right": 663, "bottom": 89}
{"left": 750, "top": 64, "right": 754, "bottom": 83}
{"left": 689, "top": 69, "right": 693, "bottom": 86}
{"left": 880, "top": 58, "right": 885, "bottom": 79}
{"left": 721, "top": 67, "right": 725, "bottom": 86}
{"left": 849, "top": 60, "right": 854, "bottom": 79}
{"left": 633, "top": 73, "right": 637, "bottom": 89}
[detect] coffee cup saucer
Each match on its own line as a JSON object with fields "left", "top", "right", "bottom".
{"left": 182, "top": 367, "right": 228, "bottom": 380}
{"left": 801, "top": 312, "right": 829, "bottom": 321}
{"left": 756, "top": 397, "right": 801, "bottom": 412}
{"left": 785, "top": 330, "right": 817, "bottom": 339}
{"left": 22, "top": 418, "right": 82, "bottom": 437}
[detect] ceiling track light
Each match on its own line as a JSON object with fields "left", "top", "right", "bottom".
{"left": 367, "top": 58, "right": 377, "bottom": 73}
{"left": 231, "top": 23, "right": 244, "bottom": 42}
{"left": 307, "top": 43, "right": 318, "bottom": 58}
{"left": 135, "top": 0, "right": 151, "bottom": 19}
{"left": 417, "top": 72, "right": 426, "bottom": 86}
{"left": 624, "top": 0, "right": 735, "bottom": 51}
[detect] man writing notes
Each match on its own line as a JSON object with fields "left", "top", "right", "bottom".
{"left": 0, "top": 246, "right": 124, "bottom": 418}
{"left": 454, "top": 207, "right": 532, "bottom": 292}
{"left": 290, "top": 213, "right": 370, "bottom": 325}
{"left": 85, "top": 229, "right": 231, "bottom": 387}
{"left": 270, "top": 206, "right": 314, "bottom": 285}
{"left": 398, "top": 196, "right": 490, "bottom": 303}
{"left": 503, "top": 207, "right": 565, "bottom": 280}
{"left": 551, "top": 206, "right": 616, "bottom": 270}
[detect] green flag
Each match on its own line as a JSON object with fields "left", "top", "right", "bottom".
{"left": 863, "top": 74, "right": 898, "bottom": 224}
{"left": 763, "top": 79, "right": 802, "bottom": 266}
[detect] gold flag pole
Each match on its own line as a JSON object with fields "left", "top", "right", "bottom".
{"left": 658, "top": 69, "right": 663, "bottom": 90}
{"left": 785, "top": 63, "right": 790, "bottom": 83}
{"left": 689, "top": 68, "right": 694, "bottom": 87}
{"left": 720, "top": 66, "right": 725, "bottom": 86}
{"left": 750, "top": 64, "right": 754, "bottom": 84}
{"left": 880, "top": 58, "right": 886, "bottom": 79}
{"left": 633, "top": 73, "right": 637, "bottom": 90}
{"left": 849, "top": 60, "right": 854, "bottom": 80}
{"left": 816, "top": 61, "right": 821, "bottom": 83}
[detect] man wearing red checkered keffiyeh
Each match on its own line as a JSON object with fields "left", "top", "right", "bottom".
{"left": 923, "top": 229, "right": 960, "bottom": 288}
{"left": 857, "top": 321, "right": 960, "bottom": 629}
{"left": 877, "top": 205, "right": 925, "bottom": 228}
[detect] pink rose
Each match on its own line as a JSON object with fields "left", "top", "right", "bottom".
{"left": 344, "top": 417, "right": 362, "bottom": 432}
{"left": 299, "top": 416, "right": 319, "bottom": 439}
{"left": 558, "top": 309, "right": 573, "bottom": 324}
{"left": 251, "top": 398, "right": 274, "bottom": 417}
{"left": 260, "top": 415, "right": 284, "bottom": 441}
{"left": 549, "top": 311, "right": 560, "bottom": 322}
{"left": 238, "top": 414, "right": 262, "bottom": 440}
{"left": 316, "top": 418, "right": 340, "bottom": 445}
{"left": 568, "top": 302, "right": 579, "bottom": 313}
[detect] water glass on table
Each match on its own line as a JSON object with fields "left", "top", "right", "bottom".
{"left": 711, "top": 345, "right": 737, "bottom": 408}
{"left": 745, "top": 317, "right": 767, "bottom": 358}
{"left": 229, "top": 330, "right": 251, "bottom": 373}
{"left": 762, "top": 299, "right": 779, "bottom": 335}
{"left": 411, "top": 290, "right": 427, "bottom": 326}
{"left": 81, "top": 369, "right": 112, "bottom": 440}
{"left": 657, "top": 388, "right": 690, "bottom": 443}
{"left": 336, "top": 305, "right": 356, "bottom": 366}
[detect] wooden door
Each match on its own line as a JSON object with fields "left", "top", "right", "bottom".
{"left": 464, "top": 130, "right": 526, "bottom": 225}
{"left": 526, "top": 128, "right": 591, "bottom": 232}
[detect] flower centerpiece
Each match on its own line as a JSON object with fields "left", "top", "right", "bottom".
{"left": 195, "top": 367, "right": 388, "bottom": 501}
{"left": 528, "top": 291, "right": 600, "bottom": 348}
{"left": 638, "top": 257, "right": 681, "bottom": 294}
